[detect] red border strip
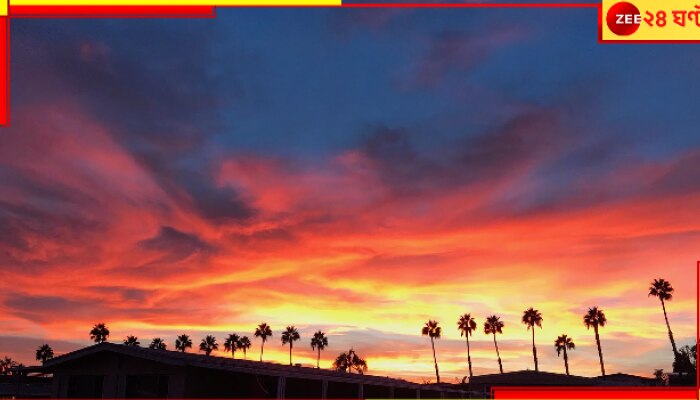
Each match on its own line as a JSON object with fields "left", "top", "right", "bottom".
{"left": 493, "top": 388, "right": 697, "bottom": 399}
{"left": 0, "top": 13, "right": 8, "bottom": 127}
{"left": 9, "top": 5, "right": 216, "bottom": 17}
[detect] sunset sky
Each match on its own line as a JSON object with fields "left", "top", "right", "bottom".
{"left": 0, "top": 8, "right": 698, "bottom": 383}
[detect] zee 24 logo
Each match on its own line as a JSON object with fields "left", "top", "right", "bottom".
{"left": 606, "top": 1, "right": 700, "bottom": 36}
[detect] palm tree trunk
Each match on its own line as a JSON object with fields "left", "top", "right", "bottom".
{"left": 532, "top": 329, "right": 539, "bottom": 372}
{"left": 493, "top": 334, "right": 503, "bottom": 374}
{"left": 232, "top": 349, "right": 236, "bottom": 359}
{"left": 317, "top": 348, "right": 321, "bottom": 368}
{"left": 430, "top": 337, "right": 440, "bottom": 383}
{"left": 466, "top": 335, "right": 473, "bottom": 378}
{"left": 289, "top": 343, "right": 293, "bottom": 366}
{"left": 260, "top": 341, "right": 264, "bottom": 362}
{"left": 244, "top": 349, "right": 247, "bottom": 359}
{"left": 563, "top": 347, "right": 569, "bottom": 376}
{"left": 594, "top": 326, "right": 605, "bottom": 376}
{"left": 660, "top": 299, "right": 678, "bottom": 356}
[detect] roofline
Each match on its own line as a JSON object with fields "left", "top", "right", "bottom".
{"left": 468, "top": 370, "right": 597, "bottom": 380}
{"left": 43, "top": 343, "right": 467, "bottom": 391}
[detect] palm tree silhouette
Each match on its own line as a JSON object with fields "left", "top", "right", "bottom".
{"left": 457, "top": 314, "right": 477, "bottom": 379}
{"left": 238, "top": 336, "right": 251, "bottom": 359}
{"left": 554, "top": 334, "right": 575, "bottom": 375}
{"left": 199, "top": 335, "right": 218, "bottom": 356}
{"left": 281, "top": 326, "right": 300, "bottom": 366}
{"left": 89, "top": 323, "right": 110, "bottom": 343}
{"left": 310, "top": 330, "right": 329, "bottom": 368}
{"left": 123, "top": 336, "right": 140, "bottom": 347}
{"left": 484, "top": 315, "right": 505, "bottom": 374}
{"left": 255, "top": 323, "right": 273, "bottom": 361}
{"left": 522, "top": 308, "right": 543, "bottom": 372}
{"left": 421, "top": 320, "right": 442, "bottom": 383}
{"left": 35, "top": 344, "right": 54, "bottom": 363}
{"left": 149, "top": 338, "right": 167, "bottom": 350}
{"left": 584, "top": 307, "right": 607, "bottom": 376}
{"left": 649, "top": 278, "right": 678, "bottom": 357}
{"left": 175, "top": 334, "right": 192, "bottom": 353}
{"left": 224, "top": 333, "right": 241, "bottom": 358}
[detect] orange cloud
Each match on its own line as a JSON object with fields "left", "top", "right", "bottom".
{"left": 0, "top": 101, "right": 696, "bottom": 383}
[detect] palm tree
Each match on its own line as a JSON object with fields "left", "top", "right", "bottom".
{"left": 199, "top": 335, "right": 218, "bottom": 356}
{"left": 238, "top": 336, "right": 251, "bottom": 359}
{"left": 484, "top": 315, "right": 505, "bottom": 374}
{"left": 522, "top": 308, "right": 543, "bottom": 372}
{"left": 123, "top": 336, "right": 140, "bottom": 347}
{"left": 554, "top": 334, "right": 575, "bottom": 375}
{"left": 175, "top": 334, "right": 192, "bottom": 353}
{"left": 224, "top": 333, "right": 241, "bottom": 358}
{"left": 149, "top": 338, "right": 167, "bottom": 350}
{"left": 584, "top": 306, "right": 607, "bottom": 376}
{"left": 89, "top": 323, "right": 110, "bottom": 343}
{"left": 35, "top": 344, "right": 54, "bottom": 363}
{"left": 281, "top": 326, "right": 300, "bottom": 366}
{"left": 310, "top": 330, "right": 329, "bottom": 368}
{"left": 457, "top": 314, "right": 477, "bottom": 379}
{"left": 649, "top": 278, "right": 678, "bottom": 357}
{"left": 421, "top": 320, "right": 442, "bottom": 383}
{"left": 254, "top": 323, "right": 273, "bottom": 361}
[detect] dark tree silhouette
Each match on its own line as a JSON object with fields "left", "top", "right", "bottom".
{"left": 89, "top": 323, "right": 110, "bottom": 343}
{"left": 255, "top": 323, "right": 273, "bottom": 361}
{"left": 0, "top": 357, "right": 16, "bottom": 375}
{"left": 333, "top": 352, "right": 350, "bottom": 372}
{"left": 238, "top": 336, "right": 252, "bottom": 359}
{"left": 484, "top": 315, "right": 505, "bottom": 374}
{"left": 35, "top": 344, "right": 54, "bottom": 363}
{"left": 673, "top": 344, "right": 697, "bottom": 375}
{"left": 175, "top": 334, "right": 192, "bottom": 353}
{"left": 522, "top": 308, "right": 543, "bottom": 372}
{"left": 281, "top": 326, "right": 300, "bottom": 366}
{"left": 310, "top": 330, "right": 329, "bottom": 368}
{"left": 584, "top": 307, "right": 607, "bottom": 376}
{"left": 349, "top": 350, "right": 367, "bottom": 374}
{"left": 199, "top": 335, "right": 218, "bottom": 356}
{"left": 333, "top": 349, "right": 367, "bottom": 374}
{"left": 421, "top": 320, "right": 442, "bottom": 383}
{"left": 457, "top": 314, "right": 477, "bottom": 379}
{"left": 224, "top": 333, "right": 241, "bottom": 359}
{"left": 123, "top": 336, "right": 140, "bottom": 347}
{"left": 653, "top": 369, "right": 668, "bottom": 386}
{"left": 649, "top": 278, "right": 678, "bottom": 357}
{"left": 554, "top": 334, "right": 575, "bottom": 375}
{"left": 149, "top": 338, "right": 167, "bottom": 350}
